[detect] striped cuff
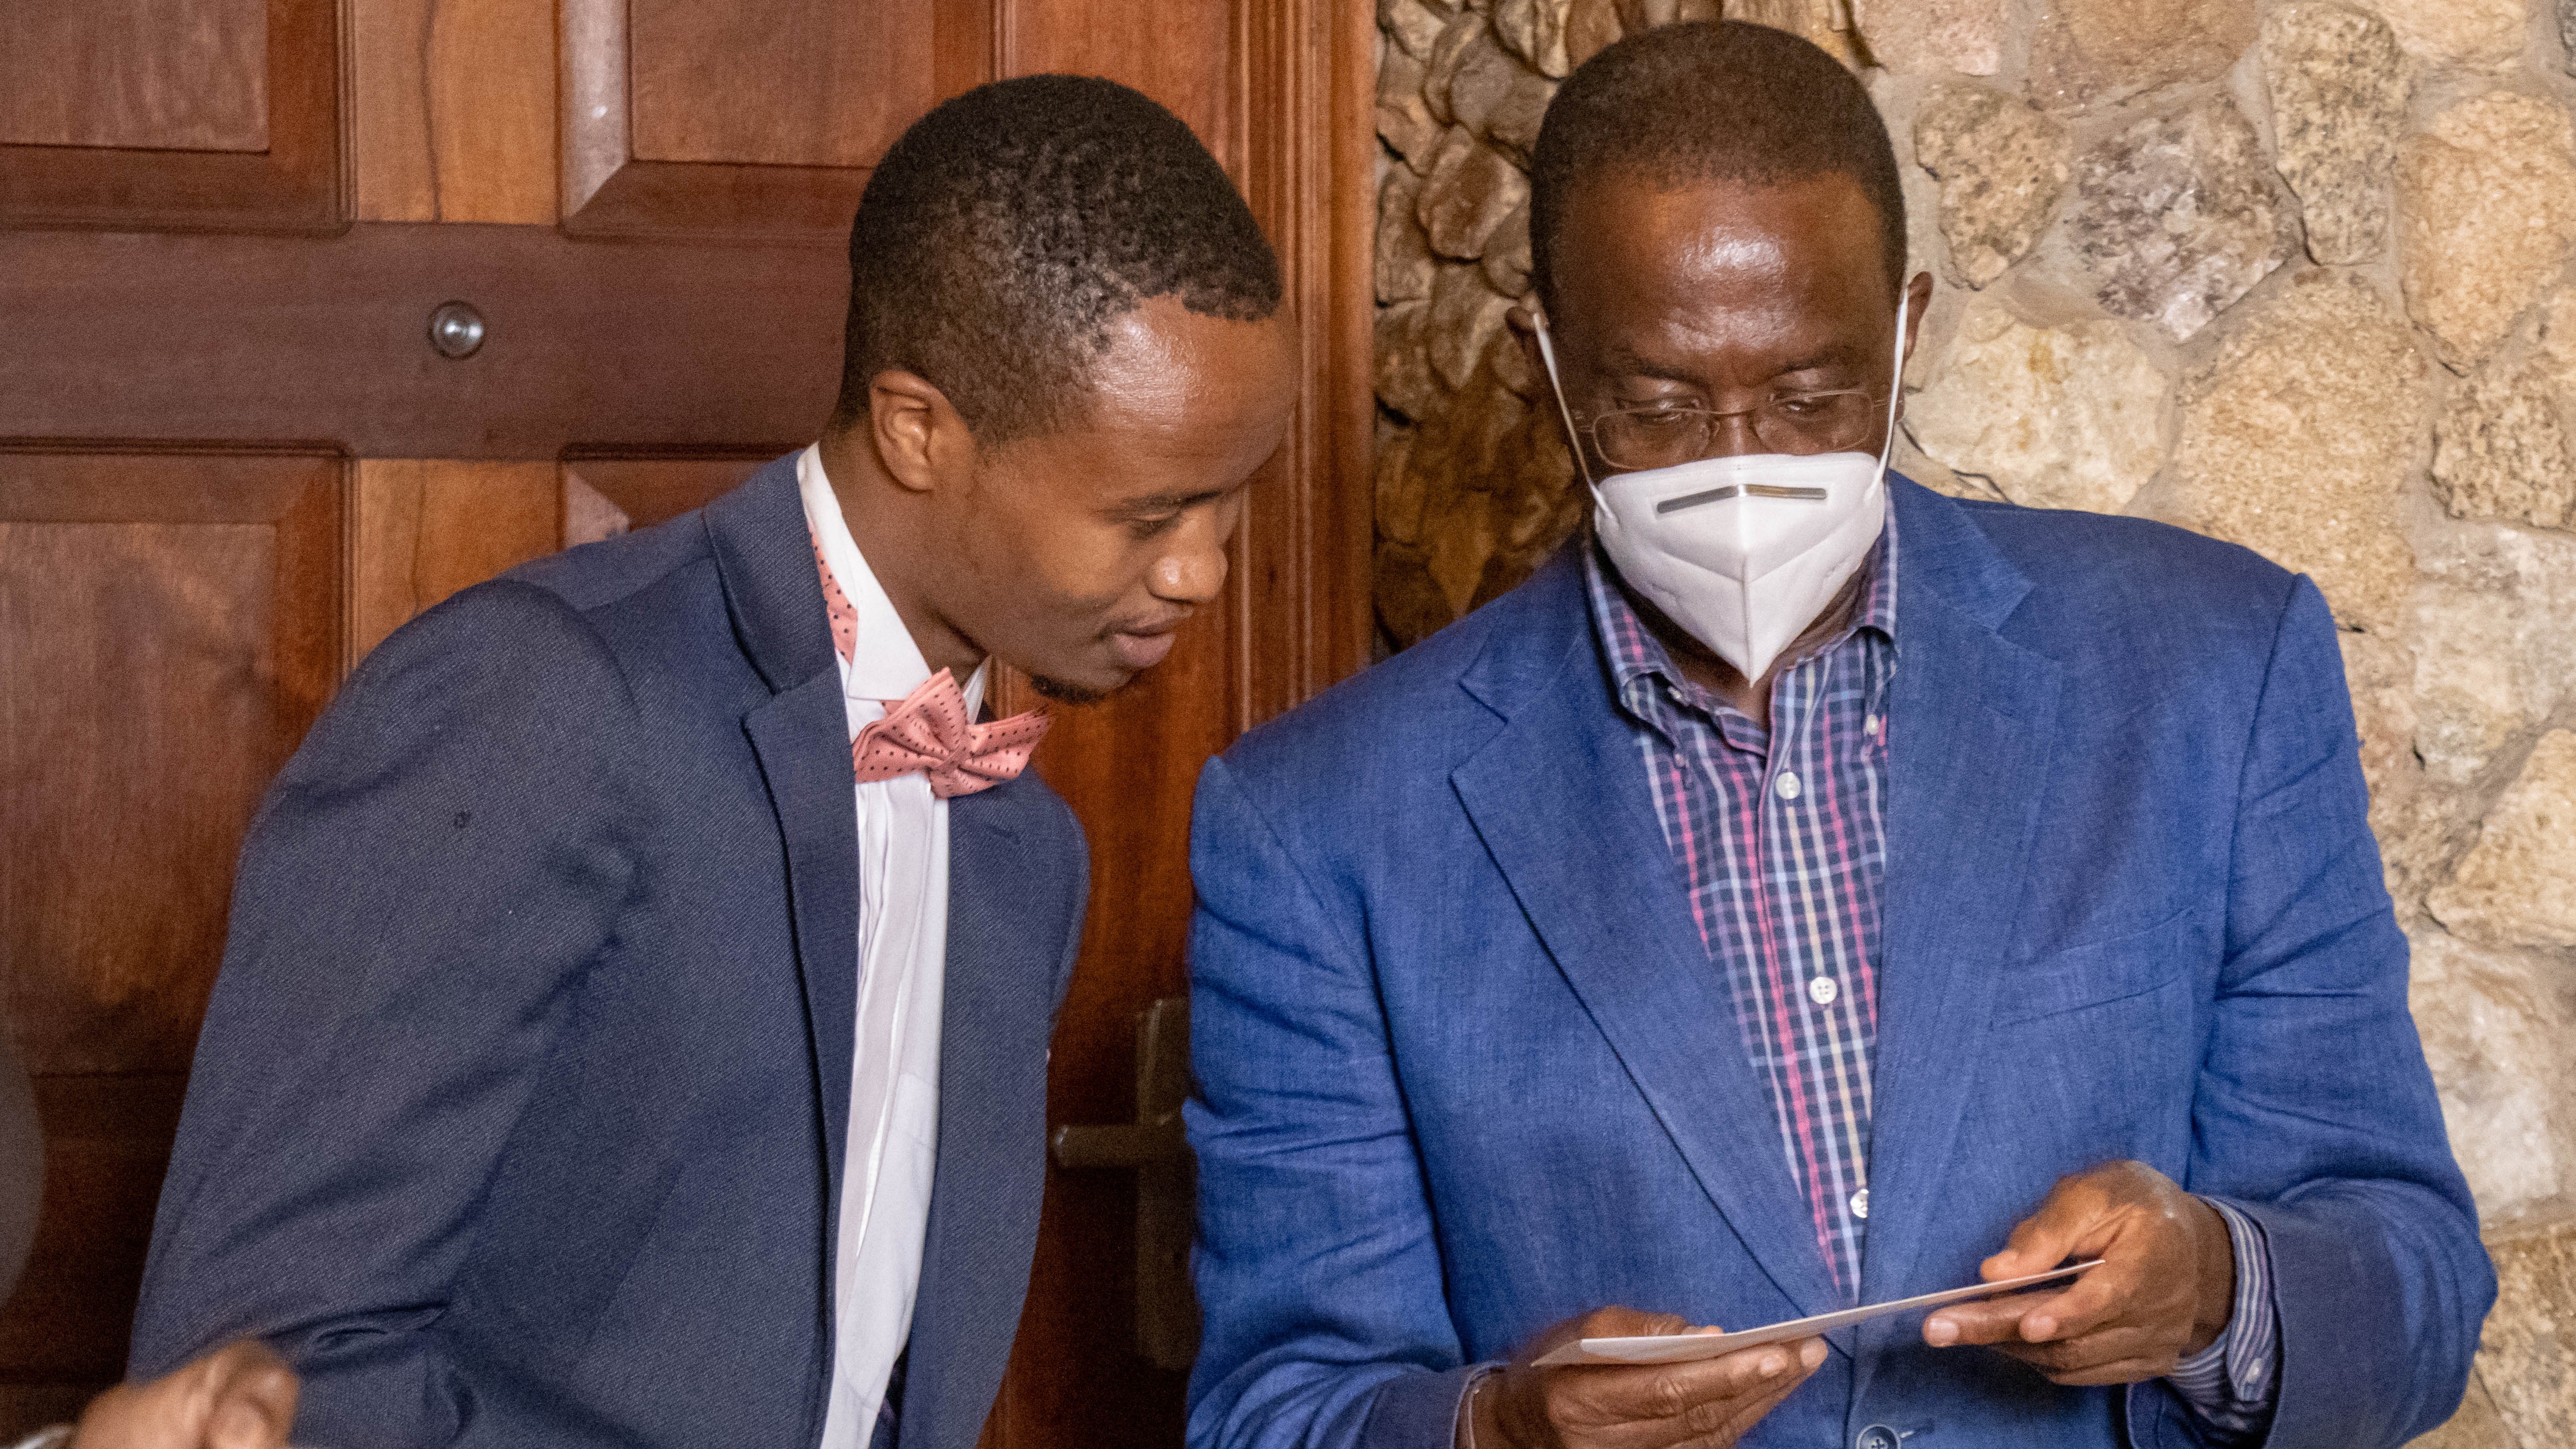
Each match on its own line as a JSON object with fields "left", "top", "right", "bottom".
{"left": 2162, "top": 1198, "right": 2279, "bottom": 1439}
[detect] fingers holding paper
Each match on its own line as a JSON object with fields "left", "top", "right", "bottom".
{"left": 1920, "top": 1159, "right": 2235, "bottom": 1387}
{"left": 1465, "top": 1306, "right": 1823, "bottom": 1449}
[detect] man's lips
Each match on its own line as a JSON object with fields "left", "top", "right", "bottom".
{"left": 1107, "top": 617, "right": 1186, "bottom": 671}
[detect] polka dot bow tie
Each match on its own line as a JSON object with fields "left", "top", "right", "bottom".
{"left": 814, "top": 535, "right": 1050, "bottom": 799}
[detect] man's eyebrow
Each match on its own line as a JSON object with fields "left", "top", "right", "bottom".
{"left": 1594, "top": 343, "right": 1701, "bottom": 382}
{"left": 1108, "top": 487, "right": 1230, "bottom": 514}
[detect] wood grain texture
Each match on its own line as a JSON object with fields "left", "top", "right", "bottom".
{"left": 0, "top": 224, "right": 844, "bottom": 457}
{"left": 352, "top": 0, "right": 555, "bottom": 223}
{"left": 0, "top": 0, "right": 269, "bottom": 151}
{"left": 1001, "top": 0, "right": 1233, "bottom": 159}
{"left": 351, "top": 459, "right": 556, "bottom": 660}
{"left": 0, "top": 448, "right": 340, "bottom": 1432}
{"left": 0, "top": 0, "right": 339, "bottom": 233}
{"left": 628, "top": 0, "right": 933, "bottom": 167}
{"left": 560, "top": 0, "right": 987, "bottom": 243}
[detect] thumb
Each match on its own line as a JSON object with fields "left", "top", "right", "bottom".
{"left": 1983, "top": 1193, "right": 2093, "bottom": 1280}
{"left": 203, "top": 1344, "right": 299, "bottom": 1449}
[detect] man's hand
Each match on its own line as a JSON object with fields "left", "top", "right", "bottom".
{"left": 68, "top": 1341, "right": 300, "bottom": 1449}
{"left": 1462, "top": 1307, "right": 1824, "bottom": 1449}
{"left": 1920, "top": 1160, "right": 2234, "bottom": 1386}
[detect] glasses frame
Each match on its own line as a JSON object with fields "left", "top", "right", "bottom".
{"left": 1573, "top": 388, "right": 1891, "bottom": 472}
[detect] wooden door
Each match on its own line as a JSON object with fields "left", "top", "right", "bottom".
{"left": 0, "top": 0, "right": 1372, "bottom": 1440}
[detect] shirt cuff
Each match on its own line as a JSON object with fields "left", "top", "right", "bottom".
{"left": 1451, "top": 1364, "right": 1505, "bottom": 1449}
{"left": 2162, "top": 1198, "right": 2280, "bottom": 1439}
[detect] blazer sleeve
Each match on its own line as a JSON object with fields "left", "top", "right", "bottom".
{"left": 2127, "top": 575, "right": 2495, "bottom": 1449}
{"left": 1184, "top": 756, "right": 1484, "bottom": 1449}
{"left": 129, "top": 580, "right": 642, "bottom": 1449}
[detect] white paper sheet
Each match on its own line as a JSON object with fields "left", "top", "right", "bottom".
{"left": 1531, "top": 1260, "right": 2104, "bottom": 1367}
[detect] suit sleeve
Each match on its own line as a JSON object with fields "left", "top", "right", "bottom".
{"left": 2126, "top": 575, "right": 2495, "bottom": 1449}
{"left": 1184, "top": 756, "right": 1485, "bottom": 1449}
{"left": 129, "top": 580, "right": 642, "bottom": 1449}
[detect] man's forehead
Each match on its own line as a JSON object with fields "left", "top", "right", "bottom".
{"left": 1550, "top": 170, "right": 1889, "bottom": 326}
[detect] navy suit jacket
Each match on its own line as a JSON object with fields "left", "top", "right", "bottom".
{"left": 132, "top": 455, "right": 1088, "bottom": 1449}
{"left": 1185, "top": 479, "right": 2493, "bottom": 1449}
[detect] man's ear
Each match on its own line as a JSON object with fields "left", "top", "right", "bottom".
{"left": 866, "top": 369, "right": 973, "bottom": 495}
{"left": 1901, "top": 271, "right": 1934, "bottom": 369}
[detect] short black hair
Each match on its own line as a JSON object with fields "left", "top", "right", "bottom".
{"left": 1529, "top": 21, "right": 1908, "bottom": 310}
{"left": 838, "top": 75, "right": 1283, "bottom": 443}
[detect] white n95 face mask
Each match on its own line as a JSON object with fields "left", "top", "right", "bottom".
{"left": 1534, "top": 292, "right": 1908, "bottom": 683}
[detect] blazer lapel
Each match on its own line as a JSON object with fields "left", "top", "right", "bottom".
{"left": 1450, "top": 555, "right": 1845, "bottom": 1327}
{"left": 710, "top": 456, "right": 863, "bottom": 1193}
{"left": 903, "top": 776, "right": 1064, "bottom": 1449}
{"left": 1851, "top": 484, "right": 2063, "bottom": 1371}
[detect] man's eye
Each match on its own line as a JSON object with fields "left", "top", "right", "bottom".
{"left": 1127, "top": 513, "right": 1181, "bottom": 538}
{"left": 1624, "top": 409, "right": 1697, "bottom": 432}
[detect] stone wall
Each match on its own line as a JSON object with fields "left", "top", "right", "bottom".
{"left": 1371, "top": 0, "right": 2575, "bottom": 1439}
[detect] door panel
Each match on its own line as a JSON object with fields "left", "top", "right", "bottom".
{"left": 351, "top": 459, "right": 558, "bottom": 658}
{"left": 0, "top": 0, "right": 340, "bottom": 233}
{"left": 350, "top": 0, "right": 556, "bottom": 224}
{"left": 558, "top": 0, "right": 987, "bottom": 242}
{"left": 1, "top": 0, "right": 269, "bottom": 152}
{"left": 0, "top": 448, "right": 344, "bottom": 1412}
{"left": 562, "top": 455, "right": 774, "bottom": 544}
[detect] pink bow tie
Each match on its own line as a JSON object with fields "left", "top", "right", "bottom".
{"left": 853, "top": 668, "right": 1049, "bottom": 798}
{"left": 814, "top": 533, "right": 1049, "bottom": 799}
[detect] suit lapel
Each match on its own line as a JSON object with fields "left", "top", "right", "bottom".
{"left": 710, "top": 456, "right": 863, "bottom": 1193}
{"left": 903, "top": 777, "right": 1061, "bottom": 1449}
{"left": 1850, "top": 485, "right": 2063, "bottom": 1376}
{"left": 1451, "top": 556, "right": 1844, "bottom": 1326}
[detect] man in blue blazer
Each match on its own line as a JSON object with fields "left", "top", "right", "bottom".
{"left": 129, "top": 78, "right": 1294, "bottom": 1449}
{"left": 1186, "top": 24, "right": 2490, "bottom": 1449}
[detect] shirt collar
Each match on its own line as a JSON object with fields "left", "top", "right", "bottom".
{"left": 1585, "top": 503, "right": 1900, "bottom": 721}
{"left": 797, "top": 444, "right": 989, "bottom": 714}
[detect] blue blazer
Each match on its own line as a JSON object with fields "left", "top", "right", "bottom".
{"left": 1185, "top": 480, "right": 2492, "bottom": 1449}
{"left": 131, "top": 455, "right": 1088, "bottom": 1449}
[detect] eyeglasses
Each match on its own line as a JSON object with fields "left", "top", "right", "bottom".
{"left": 1576, "top": 390, "right": 1885, "bottom": 471}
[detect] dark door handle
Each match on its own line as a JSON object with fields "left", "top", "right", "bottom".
{"left": 1050, "top": 995, "right": 1198, "bottom": 1371}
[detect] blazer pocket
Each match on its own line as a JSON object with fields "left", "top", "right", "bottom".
{"left": 1991, "top": 908, "right": 2195, "bottom": 1027}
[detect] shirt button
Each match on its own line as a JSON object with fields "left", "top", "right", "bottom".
{"left": 1850, "top": 1188, "right": 1871, "bottom": 1220}
{"left": 1808, "top": 976, "right": 1839, "bottom": 1006}
{"left": 1864, "top": 714, "right": 1881, "bottom": 736}
{"left": 1857, "top": 1425, "right": 1899, "bottom": 1449}
{"left": 1774, "top": 770, "right": 1802, "bottom": 799}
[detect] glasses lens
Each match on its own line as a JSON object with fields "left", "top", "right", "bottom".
{"left": 1593, "top": 409, "right": 1713, "bottom": 471}
{"left": 1754, "top": 393, "right": 1875, "bottom": 454}
{"left": 1592, "top": 394, "right": 1877, "bottom": 470}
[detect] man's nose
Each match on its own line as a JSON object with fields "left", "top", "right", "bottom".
{"left": 1710, "top": 408, "right": 1765, "bottom": 458}
{"left": 1149, "top": 522, "right": 1229, "bottom": 604}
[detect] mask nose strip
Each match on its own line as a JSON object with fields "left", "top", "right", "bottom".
{"left": 1655, "top": 484, "right": 1741, "bottom": 515}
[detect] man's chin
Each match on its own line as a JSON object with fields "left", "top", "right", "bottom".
{"left": 1025, "top": 670, "right": 1115, "bottom": 705}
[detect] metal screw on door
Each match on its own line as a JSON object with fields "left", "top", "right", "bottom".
{"left": 427, "top": 300, "right": 486, "bottom": 358}
{"left": 1051, "top": 995, "right": 1198, "bottom": 1372}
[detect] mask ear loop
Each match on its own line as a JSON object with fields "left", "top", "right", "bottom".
{"left": 1875, "top": 290, "right": 1911, "bottom": 471}
{"left": 1530, "top": 312, "right": 1599, "bottom": 490}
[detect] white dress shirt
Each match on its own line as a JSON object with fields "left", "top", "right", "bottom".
{"left": 799, "top": 445, "right": 985, "bottom": 1449}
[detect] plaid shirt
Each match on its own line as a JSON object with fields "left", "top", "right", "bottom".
{"left": 1583, "top": 511, "right": 2276, "bottom": 1432}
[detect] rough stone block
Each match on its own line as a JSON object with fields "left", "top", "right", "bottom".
{"left": 2028, "top": 0, "right": 2258, "bottom": 113}
{"left": 1377, "top": 168, "right": 1436, "bottom": 304}
{"left": 2401, "top": 91, "right": 2576, "bottom": 371}
{"left": 2429, "top": 728, "right": 2576, "bottom": 949}
{"left": 2433, "top": 356, "right": 2576, "bottom": 529}
{"left": 2482, "top": 1216, "right": 2576, "bottom": 1445}
{"left": 1427, "top": 263, "right": 1515, "bottom": 390}
{"left": 1378, "top": 47, "right": 1445, "bottom": 173}
{"left": 1374, "top": 300, "right": 1449, "bottom": 422}
{"left": 1383, "top": 0, "right": 1451, "bottom": 59}
{"left": 1907, "top": 295, "right": 2169, "bottom": 514}
{"left": 1852, "top": 0, "right": 2009, "bottom": 76}
{"left": 2068, "top": 96, "right": 2291, "bottom": 341}
{"left": 1914, "top": 83, "right": 2071, "bottom": 288}
{"left": 1417, "top": 127, "right": 1531, "bottom": 259}
{"left": 2409, "top": 926, "right": 2571, "bottom": 1222}
{"left": 2370, "top": 0, "right": 2529, "bottom": 70}
{"left": 2263, "top": 2, "right": 2411, "bottom": 265}
{"left": 2172, "top": 272, "right": 2422, "bottom": 631}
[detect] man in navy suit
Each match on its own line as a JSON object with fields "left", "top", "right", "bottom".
{"left": 129, "top": 76, "right": 1294, "bottom": 1449}
{"left": 1186, "top": 23, "right": 2490, "bottom": 1449}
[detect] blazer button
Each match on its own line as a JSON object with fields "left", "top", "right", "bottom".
{"left": 1857, "top": 1427, "right": 1901, "bottom": 1449}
